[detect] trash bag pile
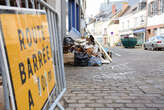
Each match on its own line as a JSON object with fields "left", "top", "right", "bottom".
{"left": 63, "top": 37, "right": 74, "bottom": 53}
{"left": 63, "top": 30, "right": 112, "bottom": 66}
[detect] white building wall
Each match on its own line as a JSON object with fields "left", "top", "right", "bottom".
{"left": 119, "top": 9, "right": 146, "bottom": 37}
{"left": 147, "top": 0, "right": 155, "bottom": 4}
{"left": 107, "top": 24, "right": 120, "bottom": 47}
{"left": 119, "top": 14, "right": 134, "bottom": 35}
{"left": 147, "top": 0, "right": 164, "bottom": 36}
{"left": 87, "top": 23, "right": 95, "bottom": 34}
{"left": 94, "top": 21, "right": 104, "bottom": 35}
{"left": 147, "top": 14, "right": 164, "bottom": 27}
{"left": 147, "top": 0, "right": 164, "bottom": 27}
{"left": 133, "top": 10, "right": 146, "bottom": 28}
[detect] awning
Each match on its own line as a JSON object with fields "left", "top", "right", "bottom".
{"left": 133, "top": 29, "right": 145, "bottom": 33}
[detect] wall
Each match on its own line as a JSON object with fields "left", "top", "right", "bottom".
{"left": 65, "top": 0, "right": 86, "bottom": 37}
{"left": 66, "top": 0, "right": 81, "bottom": 33}
{"left": 147, "top": 14, "right": 164, "bottom": 27}
{"left": 108, "top": 24, "right": 120, "bottom": 47}
{"left": 119, "top": 9, "right": 146, "bottom": 37}
{"left": 146, "top": 0, "right": 164, "bottom": 39}
{"left": 94, "top": 21, "right": 104, "bottom": 35}
{"left": 80, "top": 0, "right": 87, "bottom": 36}
{"left": 133, "top": 10, "right": 146, "bottom": 29}
{"left": 119, "top": 14, "right": 134, "bottom": 36}
{"left": 87, "top": 23, "right": 95, "bottom": 34}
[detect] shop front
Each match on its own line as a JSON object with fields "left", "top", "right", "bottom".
{"left": 133, "top": 28, "right": 145, "bottom": 46}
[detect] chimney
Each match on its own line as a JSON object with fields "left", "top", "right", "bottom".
{"left": 112, "top": 4, "right": 116, "bottom": 15}
{"left": 122, "top": 2, "right": 128, "bottom": 10}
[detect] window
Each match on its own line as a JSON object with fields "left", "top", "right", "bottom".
{"left": 155, "top": 1, "right": 158, "bottom": 15}
{"left": 148, "top": 3, "right": 151, "bottom": 16}
{"left": 157, "top": 36, "right": 164, "bottom": 40}
{"left": 158, "top": 0, "right": 162, "bottom": 14}
{"left": 154, "top": 28, "right": 158, "bottom": 36}
{"left": 152, "top": 2, "right": 154, "bottom": 15}
{"left": 162, "top": 0, "right": 164, "bottom": 13}
{"left": 140, "top": 16, "right": 144, "bottom": 25}
{"left": 160, "top": 27, "right": 164, "bottom": 35}
{"left": 139, "top": 2, "right": 146, "bottom": 10}
{"left": 151, "top": 2, "right": 154, "bottom": 16}
{"left": 68, "top": 0, "right": 80, "bottom": 31}
{"left": 152, "top": 1, "right": 158, "bottom": 15}
{"left": 132, "top": 7, "right": 137, "bottom": 13}
{"left": 149, "top": 1, "right": 158, "bottom": 16}
{"left": 76, "top": 4, "right": 79, "bottom": 31}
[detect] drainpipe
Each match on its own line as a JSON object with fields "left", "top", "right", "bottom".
{"left": 145, "top": 0, "right": 148, "bottom": 42}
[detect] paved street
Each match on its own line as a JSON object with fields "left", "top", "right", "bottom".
{"left": 64, "top": 47, "right": 164, "bottom": 110}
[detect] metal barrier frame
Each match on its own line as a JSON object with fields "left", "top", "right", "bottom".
{"left": 0, "top": 0, "right": 66, "bottom": 110}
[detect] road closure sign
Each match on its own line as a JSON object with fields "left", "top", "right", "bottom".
{"left": 0, "top": 8, "right": 56, "bottom": 110}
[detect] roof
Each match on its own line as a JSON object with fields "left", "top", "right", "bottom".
{"left": 87, "top": 9, "right": 118, "bottom": 25}
{"left": 121, "top": 1, "right": 147, "bottom": 17}
{"left": 108, "top": 5, "right": 130, "bottom": 25}
{"left": 88, "top": 1, "right": 146, "bottom": 25}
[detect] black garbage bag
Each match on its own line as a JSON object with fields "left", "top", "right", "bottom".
{"left": 63, "top": 37, "right": 74, "bottom": 47}
{"left": 63, "top": 37, "right": 74, "bottom": 53}
{"left": 74, "top": 51, "right": 90, "bottom": 66}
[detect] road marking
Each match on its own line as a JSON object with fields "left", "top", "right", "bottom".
{"left": 114, "top": 52, "right": 121, "bottom": 56}
{"left": 112, "top": 50, "right": 121, "bottom": 56}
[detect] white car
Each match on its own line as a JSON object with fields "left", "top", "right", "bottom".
{"left": 144, "top": 36, "right": 164, "bottom": 50}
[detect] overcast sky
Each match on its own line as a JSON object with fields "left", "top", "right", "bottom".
{"left": 86, "top": 0, "right": 139, "bottom": 17}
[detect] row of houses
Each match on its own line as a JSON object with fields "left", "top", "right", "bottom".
{"left": 119, "top": 1, "right": 147, "bottom": 46}
{"left": 87, "top": 0, "right": 164, "bottom": 47}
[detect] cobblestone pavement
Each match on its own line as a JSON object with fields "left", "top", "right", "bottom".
{"left": 63, "top": 47, "right": 164, "bottom": 110}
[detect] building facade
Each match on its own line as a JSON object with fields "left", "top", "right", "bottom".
{"left": 146, "top": 0, "right": 164, "bottom": 40}
{"left": 107, "top": 3, "right": 129, "bottom": 47}
{"left": 133, "top": 7, "right": 147, "bottom": 45}
{"left": 87, "top": 10, "right": 113, "bottom": 47}
{"left": 66, "top": 0, "right": 86, "bottom": 36}
{"left": 119, "top": 1, "right": 147, "bottom": 45}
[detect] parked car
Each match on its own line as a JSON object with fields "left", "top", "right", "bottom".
{"left": 144, "top": 36, "right": 164, "bottom": 50}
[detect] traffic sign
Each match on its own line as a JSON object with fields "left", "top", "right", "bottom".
{"left": 0, "top": 9, "right": 56, "bottom": 110}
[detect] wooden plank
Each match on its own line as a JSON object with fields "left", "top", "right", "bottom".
{"left": 0, "top": 86, "right": 5, "bottom": 110}
{"left": 0, "top": 77, "right": 2, "bottom": 86}
{"left": 94, "top": 37, "right": 112, "bottom": 62}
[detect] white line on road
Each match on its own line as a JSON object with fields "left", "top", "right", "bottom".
{"left": 114, "top": 52, "right": 121, "bottom": 57}
{"left": 112, "top": 50, "right": 121, "bottom": 56}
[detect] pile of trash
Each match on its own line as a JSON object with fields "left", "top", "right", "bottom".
{"left": 63, "top": 28, "right": 112, "bottom": 66}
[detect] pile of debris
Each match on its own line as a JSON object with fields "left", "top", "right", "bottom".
{"left": 0, "top": 70, "right": 2, "bottom": 85}
{"left": 63, "top": 29, "right": 112, "bottom": 66}
{"left": 0, "top": 77, "right": 2, "bottom": 85}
